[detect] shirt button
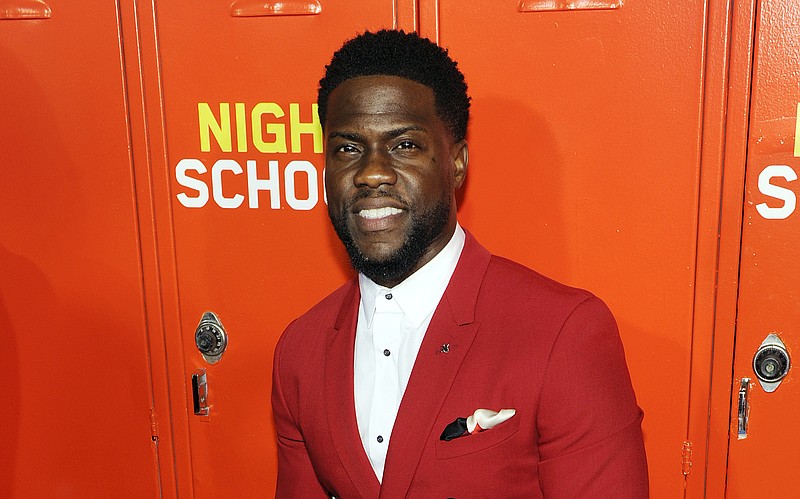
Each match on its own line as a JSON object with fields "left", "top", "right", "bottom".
{"left": 383, "top": 349, "right": 391, "bottom": 356}
{"left": 385, "top": 293, "right": 393, "bottom": 300}
{"left": 377, "top": 435, "right": 384, "bottom": 443}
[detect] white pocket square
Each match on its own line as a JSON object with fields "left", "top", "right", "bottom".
{"left": 440, "top": 408, "right": 516, "bottom": 441}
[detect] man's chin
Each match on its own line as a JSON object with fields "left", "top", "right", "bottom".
{"left": 331, "top": 202, "right": 451, "bottom": 285}
{"left": 351, "top": 242, "right": 403, "bottom": 265}
{"left": 350, "top": 250, "right": 401, "bottom": 274}
{"left": 346, "top": 244, "right": 418, "bottom": 285}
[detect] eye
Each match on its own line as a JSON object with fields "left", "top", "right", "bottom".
{"left": 334, "top": 143, "right": 360, "bottom": 154}
{"left": 394, "top": 140, "right": 418, "bottom": 150}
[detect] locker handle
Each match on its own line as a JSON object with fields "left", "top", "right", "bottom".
{"left": 230, "top": 0, "right": 321, "bottom": 17}
{"left": 737, "top": 378, "right": 751, "bottom": 439}
{"left": 0, "top": 0, "right": 51, "bottom": 20}
{"left": 192, "top": 369, "right": 209, "bottom": 416}
{"left": 517, "top": 0, "right": 622, "bottom": 12}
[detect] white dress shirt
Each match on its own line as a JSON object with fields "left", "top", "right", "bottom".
{"left": 354, "top": 224, "right": 466, "bottom": 482}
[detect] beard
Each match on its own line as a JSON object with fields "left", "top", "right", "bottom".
{"left": 328, "top": 191, "right": 452, "bottom": 286}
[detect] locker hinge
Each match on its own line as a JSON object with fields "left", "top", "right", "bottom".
{"left": 681, "top": 440, "right": 693, "bottom": 476}
{"left": 149, "top": 408, "right": 159, "bottom": 442}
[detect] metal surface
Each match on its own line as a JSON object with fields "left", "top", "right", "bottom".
{"left": 725, "top": 0, "right": 800, "bottom": 495}
{"left": 697, "top": 1, "right": 758, "bottom": 495}
{"left": 517, "top": 0, "right": 622, "bottom": 12}
{"left": 737, "top": 378, "right": 751, "bottom": 439}
{"left": 229, "top": 0, "right": 322, "bottom": 17}
{"left": 0, "top": 1, "right": 161, "bottom": 496}
{"left": 192, "top": 369, "right": 210, "bottom": 416}
{"left": 4, "top": 0, "right": 800, "bottom": 497}
{"left": 0, "top": 0, "right": 51, "bottom": 20}
{"left": 195, "top": 311, "right": 228, "bottom": 364}
{"left": 150, "top": 2, "right": 406, "bottom": 497}
{"left": 431, "top": 1, "right": 706, "bottom": 495}
{"left": 752, "top": 333, "right": 790, "bottom": 391}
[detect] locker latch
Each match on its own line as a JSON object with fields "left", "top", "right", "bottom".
{"left": 192, "top": 369, "right": 209, "bottom": 416}
{"left": 737, "top": 378, "right": 751, "bottom": 439}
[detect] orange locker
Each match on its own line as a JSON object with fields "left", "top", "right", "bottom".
{"left": 2, "top": 0, "right": 800, "bottom": 497}
{"left": 149, "top": 3, "right": 409, "bottom": 497}
{"left": 0, "top": 2, "right": 160, "bottom": 498}
{"left": 430, "top": 3, "right": 707, "bottom": 495}
{"left": 719, "top": 0, "right": 800, "bottom": 496}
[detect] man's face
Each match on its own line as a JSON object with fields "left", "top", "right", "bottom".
{"left": 324, "top": 75, "right": 467, "bottom": 287}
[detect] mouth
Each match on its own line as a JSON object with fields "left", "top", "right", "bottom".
{"left": 349, "top": 198, "right": 408, "bottom": 234}
{"left": 358, "top": 206, "right": 404, "bottom": 219}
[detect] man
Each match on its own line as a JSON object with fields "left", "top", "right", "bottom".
{"left": 272, "top": 30, "right": 648, "bottom": 498}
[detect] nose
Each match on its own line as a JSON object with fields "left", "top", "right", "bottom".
{"left": 353, "top": 149, "right": 397, "bottom": 188}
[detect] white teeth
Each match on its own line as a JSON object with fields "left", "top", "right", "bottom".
{"left": 359, "top": 207, "right": 403, "bottom": 219}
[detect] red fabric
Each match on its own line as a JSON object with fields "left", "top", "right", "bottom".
{"left": 272, "top": 231, "right": 648, "bottom": 498}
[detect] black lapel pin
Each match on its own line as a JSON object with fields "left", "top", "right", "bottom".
{"left": 440, "top": 343, "right": 450, "bottom": 354}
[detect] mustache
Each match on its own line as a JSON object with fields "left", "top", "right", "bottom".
{"left": 345, "top": 189, "right": 411, "bottom": 211}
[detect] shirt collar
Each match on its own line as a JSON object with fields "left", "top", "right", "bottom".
{"left": 359, "top": 224, "right": 466, "bottom": 329}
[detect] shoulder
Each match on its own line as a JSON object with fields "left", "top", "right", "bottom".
{"left": 481, "top": 254, "right": 599, "bottom": 315}
{"left": 293, "top": 278, "right": 356, "bottom": 327}
{"left": 455, "top": 231, "right": 610, "bottom": 328}
{"left": 275, "top": 278, "right": 356, "bottom": 354}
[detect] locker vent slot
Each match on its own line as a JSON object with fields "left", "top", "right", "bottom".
{"left": 0, "top": 0, "right": 51, "bottom": 20}
{"left": 231, "top": 0, "right": 321, "bottom": 17}
{"left": 518, "top": 0, "right": 622, "bottom": 12}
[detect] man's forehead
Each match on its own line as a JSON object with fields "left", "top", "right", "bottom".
{"left": 329, "top": 75, "right": 433, "bottom": 101}
{"left": 326, "top": 76, "right": 436, "bottom": 120}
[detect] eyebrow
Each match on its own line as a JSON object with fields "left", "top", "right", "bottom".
{"left": 385, "top": 125, "right": 427, "bottom": 138}
{"left": 327, "top": 125, "right": 428, "bottom": 142}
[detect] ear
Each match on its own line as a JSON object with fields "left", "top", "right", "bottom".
{"left": 451, "top": 140, "right": 468, "bottom": 190}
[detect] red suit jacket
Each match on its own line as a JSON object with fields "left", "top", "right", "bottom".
{"left": 272, "top": 232, "right": 648, "bottom": 498}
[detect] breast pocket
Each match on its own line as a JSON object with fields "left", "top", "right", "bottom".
{"left": 435, "top": 414, "right": 521, "bottom": 460}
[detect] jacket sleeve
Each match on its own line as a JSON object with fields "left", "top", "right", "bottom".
{"left": 272, "top": 331, "right": 330, "bottom": 498}
{"left": 536, "top": 296, "right": 649, "bottom": 498}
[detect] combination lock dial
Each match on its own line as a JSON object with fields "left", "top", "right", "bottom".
{"left": 752, "top": 333, "right": 791, "bottom": 392}
{"left": 194, "top": 311, "right": 228, "bottom": 364}
{"left": 754, "top": 346, "right": 789, "bottom": 382}
{"left": 196, "top": 323, "right": 225, "bottom": 356}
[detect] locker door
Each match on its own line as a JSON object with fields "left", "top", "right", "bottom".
{"left": 0, "top": 2, "right": 160, "bottom": 498}
{"left": 431, "top": 1, "right": 707, "bottom": 496}
{"left": 726, "top": 0, "right": 800, "bottom": 495}
{"left": 150, "top": 2, "right": 411, "bottom": 496}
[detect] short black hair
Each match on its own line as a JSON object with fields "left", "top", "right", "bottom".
{"left": 318, "top": 30, "right": 470, "bottom": 142}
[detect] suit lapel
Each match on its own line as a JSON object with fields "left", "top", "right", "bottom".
{"left": 379, "top": 232, "right": 492, "bottom": 498}
{"left": 324, "top": 280, "right": 381, "bottom": 499}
